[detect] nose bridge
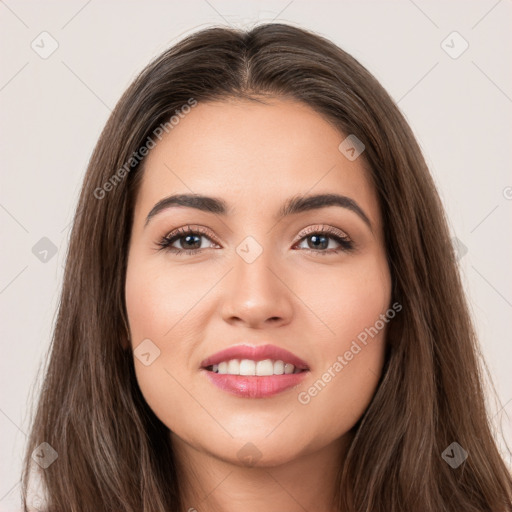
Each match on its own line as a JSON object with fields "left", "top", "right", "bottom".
{"left": 220, "top": 234, "right": 293, "bottom": 327}
{"left": 234, "top": 237, "right": 276, "bottom": 293}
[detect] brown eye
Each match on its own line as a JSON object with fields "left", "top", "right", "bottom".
{"left": 294, "top": 227, "right": 354, "bottom": 255}
{"left": 156, "top": 226, "right": 218, "bottom": 255}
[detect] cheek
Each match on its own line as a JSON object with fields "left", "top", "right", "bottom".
{"left": 124, "top": 254, "right": 218, "bottom": 429}
{"left": 297, "top": 249, "right": 391, "bottom": 346}
{"left": 125, "top": 254, "right": 211, "bottom": 343}
{"left": 295, "top": 255, "right": 391, "bottom": 433}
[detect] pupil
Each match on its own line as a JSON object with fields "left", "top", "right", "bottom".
{"left": 309, "top": 235, "right": 328, "bottom": 250}
{"left": 183, "top": 234, "right": 200, "bottom": 249}
{"left": 180, "top": 234, "right": 330, "bottom": 251}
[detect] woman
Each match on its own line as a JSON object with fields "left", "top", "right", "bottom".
{"left": 21, "top": 22, "right": 512, "bottom": 511}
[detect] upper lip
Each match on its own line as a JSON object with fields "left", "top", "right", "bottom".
{"left": 200, "top": 344, "right": 310, "bottom": 370}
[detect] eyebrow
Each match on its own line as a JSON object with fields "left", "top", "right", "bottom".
{"left": 144, "top": 193, "right": 373, "bottom": 231}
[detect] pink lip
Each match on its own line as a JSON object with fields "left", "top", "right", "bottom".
{"left": 200, "top": 344, "right": 309, "bottom": 370}
{"left": 203, "top": 372, "right": 308, "bottom": 398}
{"left": 200, "top": 344, "right": 310, "bottom": 399}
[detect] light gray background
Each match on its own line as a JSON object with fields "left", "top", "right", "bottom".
{"left": 1, "top": 1, "right": 511, "bottom": 509}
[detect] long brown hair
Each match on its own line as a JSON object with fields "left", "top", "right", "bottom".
{"left": 21, "top": 22, "right": 512, "bottom": 511}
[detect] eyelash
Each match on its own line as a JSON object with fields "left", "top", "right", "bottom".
{"left": 156, "top": 224, "right": 354, "bottom": 256}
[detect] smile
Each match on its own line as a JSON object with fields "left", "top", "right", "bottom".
{"left": 200, "top": 344, "right": 310, "bottom": 398}
{"left": 206, "top": 358, "right": 304, "bottom": 375}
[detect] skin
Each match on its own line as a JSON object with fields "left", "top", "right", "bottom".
{"left": 125, "top": 97, "right": 392, "bottom": 511}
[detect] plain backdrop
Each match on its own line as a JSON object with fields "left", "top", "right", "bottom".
{"left": 1, "top": 1, "right": 511, "bottom": 509}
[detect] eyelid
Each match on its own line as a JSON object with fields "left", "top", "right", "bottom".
{"left": 163, "top": 224, "right": 219, "bottom": 243}
{"left": 160, "top": 223, "right": 351, "bottom": 247}
{"left": 156, "top": 221, "right": 357, "bottom": 259}
{"left": 294, "top": 224, "right": 351, "bottom": 242}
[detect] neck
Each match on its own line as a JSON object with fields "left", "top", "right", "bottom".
{"left": 171, "top": 432, "right": 352, "bottom": 512}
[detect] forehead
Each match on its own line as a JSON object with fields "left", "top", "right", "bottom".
{"left": 134, "top": 97, "right": 380, "bottom": 229}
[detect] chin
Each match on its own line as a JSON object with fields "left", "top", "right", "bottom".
{"left": 190, "top": 430, "right": 315, "bottom": 469}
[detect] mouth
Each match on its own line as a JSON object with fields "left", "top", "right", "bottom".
{"left": 200, "top": 344, "right": 310, "bottom": 398}
{"left": 204, "top": 359, "right": 306, "bottom": 375}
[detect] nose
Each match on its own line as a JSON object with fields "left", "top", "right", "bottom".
{"left": 220, "top": 244, "right": 294, "bottom": 329}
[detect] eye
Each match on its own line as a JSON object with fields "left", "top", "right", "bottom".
{"left": 156, "top": 225, "right": 218, "bottom": 255}
{"left": 293, "top": 225, "right": 354, "bottom": 255}
{"left": 156, "top": 224, "right": 354, "bottom": 256}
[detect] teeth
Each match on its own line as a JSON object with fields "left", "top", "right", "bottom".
{"left": 256, "top": 359, "right": 273, "bottom": 376}
{"left": 212, "top": 359, "right": 302, "bottom": 376}
{"left": 273, "top": 360, "right": 284, "bottom": 375}
{"left": 240, "top": 359, "right": 256, "bottom": 375}
{"left": 227, "top": 359, "right": 239, "bottom": 374}
{"left": 284, "top": 363, "right": 294, "bottom": 374}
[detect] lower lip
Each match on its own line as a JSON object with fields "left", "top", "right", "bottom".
{"left": 203, "top": 370, "right": 309, "bottom": 398}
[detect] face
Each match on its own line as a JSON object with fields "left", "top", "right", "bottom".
{"left": 125, "top": 97, "right": 392, "bottom": 467}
